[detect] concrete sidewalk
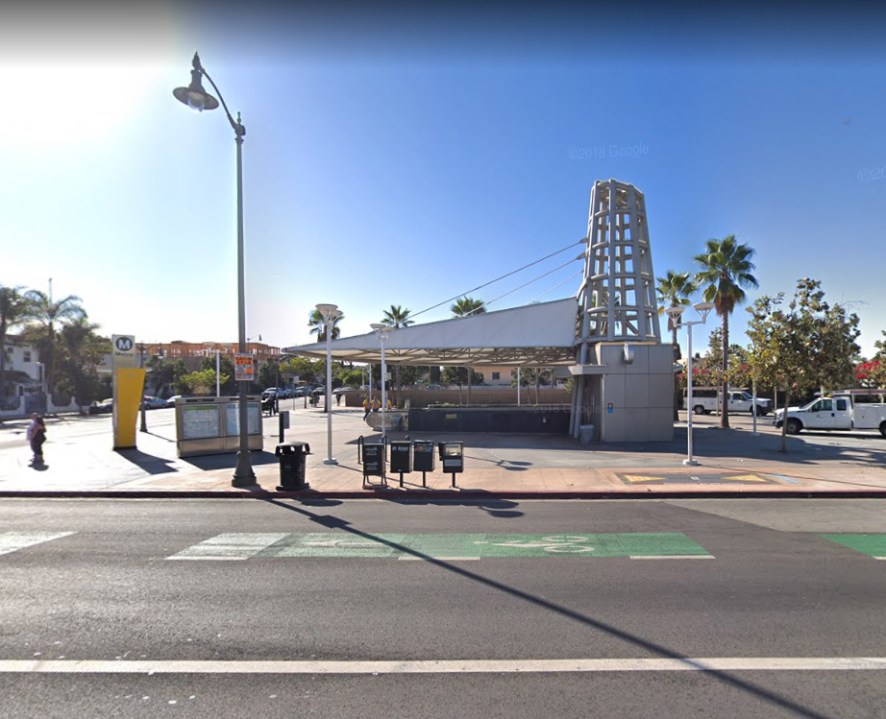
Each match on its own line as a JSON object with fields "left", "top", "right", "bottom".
{"left": 1, "top": 406, "right": 884, "bottom": 499}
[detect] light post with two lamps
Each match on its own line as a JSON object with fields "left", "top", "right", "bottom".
{"left": 174, "top": 52, "right": 254, "bottom": 486}
{"left": 370, "top": 324, "right": 392, "bottom": 442}
{"left": 665, "top": 301, "right": 714, "bottom": 466}
{"left": 316, "top": 304, "right": 341, "bottom": 464}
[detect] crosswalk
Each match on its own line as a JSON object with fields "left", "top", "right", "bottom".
{"left": 0, "top": 531, "right": 74, "bottom": 556}
{"left": 3, "top": 531, "right": 886, "bottom": 561}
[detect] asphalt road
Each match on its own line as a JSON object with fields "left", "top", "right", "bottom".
{"left": 2, "top": 498, "right": 886, "bottom": 718}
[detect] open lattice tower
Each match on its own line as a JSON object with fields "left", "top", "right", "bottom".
{"left": 578, "top": 179, "right": 660, "bottom": 346}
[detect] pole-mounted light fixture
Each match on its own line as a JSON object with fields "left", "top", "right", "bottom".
{"left": 665, "top": 301, "right": 714, "bottom": 465}
{"left": 174, "top": 52, "right": 253, "bottom": 486}
{"left": 370, "top": 323, "right": 393, "bottom": 442}
{"left": 317, "top": 303, "right": 340, "bottom": 464}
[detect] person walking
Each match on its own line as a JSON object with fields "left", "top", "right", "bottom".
{"left": 26, "top": 413, "right": 47, "bottom": 465}
{"left": 362, "top": 397, "right": 370, "bottom": 420}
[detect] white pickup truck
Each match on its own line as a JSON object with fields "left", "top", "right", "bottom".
{"left": 774, "top": 394, "right": 886, "bottom": 437}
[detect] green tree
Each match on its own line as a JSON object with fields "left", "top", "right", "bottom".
{"left": 451, "top": 296, "right": 485, "bottom": 404}
{"left": 178, "top": 369, "right": 219, "bottom": 396}
{"left": 694, "top": 235, "right": 758, "bottom": 429}
{"left": 146, "top": 353, "right": 176, "bottom": 398}
{"left": 56, "top": 318, "right": 109, "bottom": 407}
{"left": 22, "top": 289, "right": 87, "bottom": 397}
{"left": 694, "top": 327, "right": 752, "bottom": 392}
{"left": 281, "top": 355, "right": 323, "bottom": 388}
{"left": 0, "top": 285, "right": 32, "bottom": 402}
{"left": 746, "top": 278, "right": 861, "bottom": 451}
{"left": 863, "top": 332, "right": 886, "bottom": 388}
{"left": 381, "top": 305, "right": 413, "bottom": 405}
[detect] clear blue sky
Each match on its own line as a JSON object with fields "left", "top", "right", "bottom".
{"left": 2, "top": 2, "right": 884, "bottom": 358}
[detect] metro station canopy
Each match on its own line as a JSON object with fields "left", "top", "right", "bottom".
{"left": 286, "top": 298, "right": 580, "bottom": 367}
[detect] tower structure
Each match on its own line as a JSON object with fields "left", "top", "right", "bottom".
{"left": 569, "top": 179, "right": 674, "bottom": 442}
{"left": 578, "top": 179, "right": 660, "bottom": 346}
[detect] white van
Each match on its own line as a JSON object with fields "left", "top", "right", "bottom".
{"left": 683, "top": 387, "right": 772, "bottom": 416}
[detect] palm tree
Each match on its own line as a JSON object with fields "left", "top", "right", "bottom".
{"left": 57, "top": 317, "right": 105, "bottom": 407}
{"left": 0, "top": 285, "right": 32, "bottom": 403}
{"left": 381, "top": 305, "right": 413, "bottom": 405}
{"left": 308, "top": 308, "right": 344, "bottom": 342}
{"left": 656, "top": 271, "right": 696, "bottom": 357}
{"left": 694, "top": 235, "right": 758, "bottom": 429}
{"left": 451, "top": 296, "right": 486, "bottom": 404}
{"left": 22, "top": 289, "right": 86, "bottom": 397}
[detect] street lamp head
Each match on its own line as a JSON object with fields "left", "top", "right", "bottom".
{"left": 172, "top": 52, "right": 218, "bottom": 112}
{"left": 173, "top": 52, "right": 220, "bottom": 112}
{"left": 370, "top": 323, "right": 392, "bottom": 337}
{"left": 693, "top": 301, "right": 715, "bottom": 321}
{"left": 316, "top": 303, "right": 339, "bottom": 320}
{"left": 664, "top": 305, "right": 686, "bottom": 320}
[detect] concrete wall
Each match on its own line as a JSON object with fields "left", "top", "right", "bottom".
{"left": 594, "top": 344, "right": 674, "bottom": 442}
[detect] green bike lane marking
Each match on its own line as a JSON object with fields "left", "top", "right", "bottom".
{"left": 819, "top": 534, "right": 886, "bottom": 560}
{"left": 168, "top": 532, "right": 713, "bottom": 560}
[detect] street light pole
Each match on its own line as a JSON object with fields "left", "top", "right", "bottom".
{"left": 370, "top": 324, "right": 392, "bottom": 442}
{"left": 174, "top": 52, "right": 255, "bottom": 486}
{"left": 316, "top": 304, "right": 340, "bottom": 465}
{"left": 665, "top": 302, "right": 714, "bottom": 466}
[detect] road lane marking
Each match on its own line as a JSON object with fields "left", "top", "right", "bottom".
{"left": 165, "top": 532, "right": 711, "bottom": 560}
{"left": 167, "top": 533, "right": 288, "bottom": 560}
{"left": 1, "top": 657, "right": 885, "bottom": 674}
{"left": 0, "top": 532, "right": 74, "bottom": 556}
{"left": 819, "top": 534, "right": 886, "bottom": 560}
{"left": 629, "top": 555, "right": 715, "bottom": 560}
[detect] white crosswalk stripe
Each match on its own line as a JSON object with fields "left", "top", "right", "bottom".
{"left": 0, "top": 532, "right": 75, "bottom": 556}
{"left": 166, "top": 533, "right": 289, "bottom": 560}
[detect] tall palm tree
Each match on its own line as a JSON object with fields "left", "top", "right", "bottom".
{"left": 0, "top": 285, "right": 32, "bottom": 402}
{"left": 308, "top": 308, "right": 344, "bottom": 342}
{"left": 656, "top": 271, "right": 696, "bottom": 421}
{"left": 694, "top": 235, "right": 758, "bottom": 429}
{"left": 656, "top": 271, "right": 696, "bottom": 356}
{"left": 381, "top": 305, "right": 413, "bottom": 405}
{"left": 22, "top": 289, "right": 86, "bottom": 396}
{"left": 451, "top": 296, "right": 486, "bottom": 404}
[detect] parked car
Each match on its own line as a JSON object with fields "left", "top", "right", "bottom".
{"left": 774, "top": 393, "right": 886, "bottom": 436}
{"left": 164, "top": 395, "right": 182, "bottom": 408}
{"left": 293, "top": 387, "right": 309, "bottom": 397}
{"left": 88, "top": 398, "right": 113, "bottom": 415}
{"left": 683, "top": 387, "right": 771, "bottom": 416}
{"left": 142, "top": 395, "right": 166, "bottom": 410}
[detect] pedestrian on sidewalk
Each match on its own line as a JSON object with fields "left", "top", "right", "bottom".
{"left": 26, "top": 413, "right": 47, "bottom": 465}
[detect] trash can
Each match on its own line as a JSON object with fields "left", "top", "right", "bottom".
{"left": 579, "top": 424, "right": 595, "bottom": 444}
{"left": 276, "top": 441, "right": 311, "bottom": 491}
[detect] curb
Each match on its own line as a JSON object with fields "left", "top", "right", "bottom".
{"left": 3, "top": 489, "right": 886, "bottom": 500}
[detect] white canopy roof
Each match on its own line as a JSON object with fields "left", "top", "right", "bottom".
{"left": 287, "top": 298, "right": 580, "bottom": 366}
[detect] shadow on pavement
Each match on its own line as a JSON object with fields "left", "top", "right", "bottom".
{"left": 115, "top": 448, "right": 177, "bottom": 475}
{"left": 259, "top": 497, "right": 833, "bottom": 719}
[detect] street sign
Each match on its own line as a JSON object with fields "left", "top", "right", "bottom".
{"left": 111, "top": 334, "right": 137, "bottom": 369}
{"left": 234, "top": 353, "right": 255, "bottom": 382}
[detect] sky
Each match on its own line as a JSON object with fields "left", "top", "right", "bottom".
{"left": 2, "top": 1, "right": 885, "bottom": 360}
